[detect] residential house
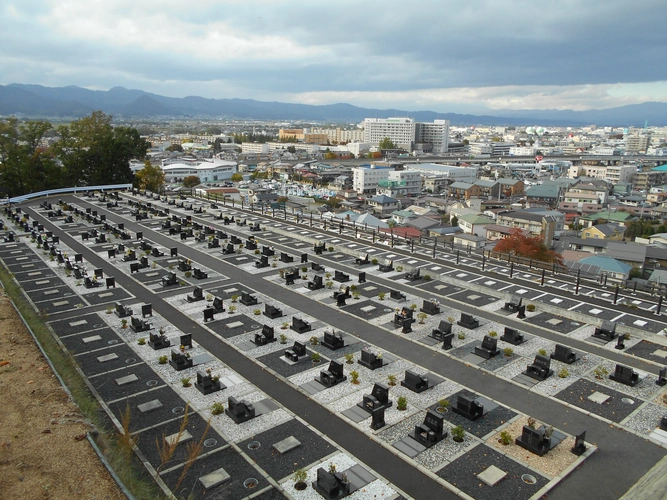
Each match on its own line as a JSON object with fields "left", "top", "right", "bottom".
{"left": 484, "top": 224, "right": 529, "bottom": 241}
{"left": 496, "top": 210, "right": 559, "bottom": 247}
{"left": 458, "top": 213, "right": 495, "bottom": 237}
{"left": 498, "top": 178, "right": 525, "bottom": 197}
{"left": 448, "top": 182, "right": 481, "bottom": 201}
{"left": 580, "top": 210, "right": 635, "bottom": 228}
{"left": 473, "top": 179, "right": 501, "bottom": 200}
{"left": 366, "top": 195, "right": 400, "bottom": 215}
{"left": 577, "top": 255, "right": 632, "bottom": 280}
{"left": 454, "top": 233, "right": 487, "bottom": 249}
{"left": 525, "top": 184, "right": 562, "bottom": 208}
{"left": 581, "top": 223, "right": 626, "bottom": 241}
{"left": 391, "top": 210, "right": 417, "bottom": 225}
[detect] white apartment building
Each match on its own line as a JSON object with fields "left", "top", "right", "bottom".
{"left": 416, "top": 120, "right": 450, "bottom": 154}
{"left": 377, "top": 170, "right": 422, "bottom": 197}
{"left": 310, "top": 128, "right": 365, "bottom": 143}
{"left": 566, "top": 164, "right": 635, "bottom": 184}
{"left": 352, "top": 166, "right": 391, "bottom": 194}
{"left": 363, "top": 118, "right": 417, "bottom": 150}
{"left": 468, "top": 143, "right": 493, "bottom": 156}
{"left": 241, "top": 142, "right": 270, "bottom": 154}
{"left": 408, "top": 163, "right": 478, "bottom": 182}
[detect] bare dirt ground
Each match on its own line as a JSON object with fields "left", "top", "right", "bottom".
{"left": 0, "top": 293, "right": 126, "bottom": 500}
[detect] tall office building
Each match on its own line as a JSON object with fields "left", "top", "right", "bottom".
{"left": 363, "top": 117, "right": 450, "bottom": 153}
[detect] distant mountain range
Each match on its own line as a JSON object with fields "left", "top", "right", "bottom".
{"left": 1, "top": 83, "right": 665, "bottom": 127}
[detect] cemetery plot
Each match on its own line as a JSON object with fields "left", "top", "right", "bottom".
{"left": 73, "top": 342, "right": 143, "bottom": 378}
{"left": 159, "top": 446, "right": 268, "bottom": 500}
{"left": 133, "top": 411, "right": 226, "bottom": 470}
{"left": 11, "top": 267, "right": 57, "bottom": 280}
{"left": 523, "top": 312, "right": 585, "bottom": 335}
{"left": 48, "top": 313, "right": 108, "bottom": 337}
{"left": 205, "top": 314, "right": 263, "bottom": 339}
{"left": 1, "top": 254, "right": 45, "bottom": 266}
{"left": 107, "top": 385, "right": 190, "bottom": 431}
{"left": 32, "top": 294, "right": 86, "bottom": 314}
{"left": 532, "top": 293, "right": 585, "bottom": 311}
{"left": 493, "top": 284, "right": 547, "bottom": 301}
{"left": 25, "top": 285, "right": 78, "bottom": 304}
{"left": 567, "top": 302, "right": 622, "bottom": 322}
{"left": 338, "top": 299, "right": 395, "bottom": 321}
{"left": 91, "top": 362, "right": 166, "bottom": 403}
{"left": 614, "top": 314, "right": 666, "bottom": 334}
{"left": 448, "top": 290, "right": 501, "bottom": 308}
{"left": 626, "top": 340, "right": 667, "bottom": 364}
{"left": 414, "top": 280, "right": 464, "bottom": 297}
{"left": 81, "top": 287, "right": 131, "bottom": 305}
{"left": 239, "top": 418, "right": 336, "bottom": 482}
{"left": 58, "top": 326, "right": 123, "bottom": 355}
{"left": 15, "top": 276, "right": 64, "bottom": 291}
{"left": 554, "top": 378, "right": 644, "bottom": 422}
{"left": 437, "top": 443, "right": 548, "bottom": 500}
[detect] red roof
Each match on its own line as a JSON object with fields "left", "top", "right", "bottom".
{"left": 379, "top": 227, "right": 422, "bottom": 238}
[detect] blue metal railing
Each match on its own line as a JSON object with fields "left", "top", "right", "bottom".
{"left": 0, "top": 184, "right": 132, "bottom": 204}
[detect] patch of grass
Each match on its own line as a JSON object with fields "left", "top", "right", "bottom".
{"left": 0, "top": 266, "right": 162, "bottom": 498}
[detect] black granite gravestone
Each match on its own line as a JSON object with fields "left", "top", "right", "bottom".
{"left": 525, "top": 354, "right": 554, "bottom": 381}
{"left": 500, "top": 327, "right": 524, "bottom": 345}
{"left": 401, "top": 370, "right": 429, "bottom": 393}
{"left": 453, "top": 394, "right": 484, "bottom": 421}
{"left": 410, "top": 410, "right": 447, "bottom": 448}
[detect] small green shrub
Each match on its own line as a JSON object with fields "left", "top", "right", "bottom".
{"left": 423, "top": 274, "right": 432, "bottom": 281}
{"left": 309, "top": 336, "right": 319, "bottom": 345}
{"left": 181, "top": 377, "right": 192, "bottom": 387}
{"left": 345, "top": 353, "right": 354, "bottom": 364}
{"left": 458, "top": 332, "right": 466, "bottom": 340}
{"left": 211, "top": 402, "right": 225, "bottom": 415}
{"left": 438, "top": 399, "right": 450, "bottom": 411}
{"left": 397, "top": 396, "right": 407, "bottom": 411}
{"left": 378, "top": 292, "right": 386, "bottom": 300}
{"left": 594, "top": 365, "right": 609, "bottom": 379}
{"left": 231, "top": 294, "right": 239, "bottom": 303}
{"left": 488, "top": 330, "right": 497, "bottom": 337}
{"left": 158, "top": 355, "right": 168, "bottom": 364}
{"left": 558, "top": 367, "right": 569, "bottom": 378}
{"left": 451, "top": 425, "right": 466, "bottom": 441}
{"left": 538, "top": 348, "right": 547, "bottom": 356}
{"left": 499, "top": 430, "right": 512, "bottom": 445}
{"left": 503, "top": 347, "right": 513, "bottom": 357}
{"left": 387, "top": 374, "right": 397, "bottom": 386}
{"left": 279, "top": 334, "right": 288, "bottom": 344}
{"left": 228, "top": 305, "right": 236, "bottom": 313}
{"left": 526, "top": 304, "right": 536, "bottom": 312}
{"left": 184, "top": 271, "right": 192, "bottom": 278}
{"left": 371, "top": 258, "right": 378, "bottom": 265}
{"left": 350, "top": 370, "right": 360, "bottom": 384}
{"left": 417, "top": 312, "right": 427, "bottom": 324}
{"left": 409, "top": 303, "right": 417, "bottom": 310}
{"left": 254, "top": 308, "right": 261, "bottom": 315}
{"left": 311, "top": 352, "right": 321, "bottom": 363}
{"left": 138, "top": 338, "right": 146, "bottom": 345}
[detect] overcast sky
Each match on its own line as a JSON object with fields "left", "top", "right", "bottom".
{"left": 2, "top": 0, "right": 666, "bottom": 113}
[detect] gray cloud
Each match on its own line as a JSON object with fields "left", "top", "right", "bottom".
{"left": 1, "top": 0, "right": 666, "bottom": 110}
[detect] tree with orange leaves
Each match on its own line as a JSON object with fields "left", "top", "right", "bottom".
{"left": 493, "top": 228, "right": 563, "bottom": 266}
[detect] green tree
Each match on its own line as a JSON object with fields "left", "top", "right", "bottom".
{"left": 230, "top": 173, "right": 243, "bottom": 182}
{"left": 287, "top": 145, "right": 296, "bottom": 154}
{"left": 134, "top": 161, "right": 165, "bottom": 192}
{"left": 450, "top": 216, "right": 458, "bottom": 227}
{"left": 166, "top": 144, "right": 184, "bottom": 152}
{"left": 379, "top": 137, "right": 397, "bottom": 149}
{"left": 182, "top": 175, "right": 201, "bottom": 188}
{"left": 52, "top": 111, "right": 148, "bottom": 187}
{"left": 0, "top": 118, "right": 61, "bottom": 196}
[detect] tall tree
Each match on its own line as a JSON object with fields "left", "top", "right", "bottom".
{"left": 182, "top": 176, "right": 201, "bottom": 188}
{"left": 52, "top": 111, "right": 149, "bottom": 187}
{"left": 379, "top": 137, "right": 397, "bottom": 149}
{"left": 0, "top": 118, "right": 60, "bottom": 196}
{"left": 134, "top": 161, "right": 166, "bottom": 192}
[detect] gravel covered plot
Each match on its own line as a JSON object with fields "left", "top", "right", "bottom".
{"left": 479, "top": 352, "right": 517, "bottom": 371}
{"left": 523, "top": 312, "right": 585, "bottom": 334}
{"left": 585, "top": 359, "right": 664, "bottom": 402}
{"left": 623, "top": 402, "right": 665, "bottom": 436}
{"left": 615, "top": 313, "right": 666, "bottom": 334}
{"left": 161, "top": 445, "right": 268, "bottom": 500}
{"left": 626, "top": 340, "right": 667, "bottom": 364}
{"left": 257, "top": 349, "right": 328, "bottom": 378}
{"left": 447, "top": 290, "right": 501, "bottom": 308}
{"left": 554, "top": 378, "right": 643, "bottom": 423}
{"left": 352, "top": 281, "right": 391, "bottom": 299}
{"left": 414, "top": 432, "right": 477, "bottom": 470}
{"left": 135, "top": 411, "right": 226, "bottom": 471}
{"left": 415, "top": 279, "right": 464, "bottom": 296}
{"left": 239, "top": 418, "right": 336, "bottom": 482}
{"left": 437, "top": 443, "right": 548, "bottom": 500}
{"left": 430, "top": 401, "right": 518, "bottom": 439}
{"left": 377, "top": 411, "right": 426, "bottom": 444}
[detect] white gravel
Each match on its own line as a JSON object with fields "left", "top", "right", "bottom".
{"left": 413, "top": 433, "right": 477, "bottom": 470}
{"left": 623, "top": 402, "right": 665, "bottom": 435}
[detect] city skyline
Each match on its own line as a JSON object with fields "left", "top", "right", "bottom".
{"left": 1, "top": 0, "right": 666, "bottom": 113}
